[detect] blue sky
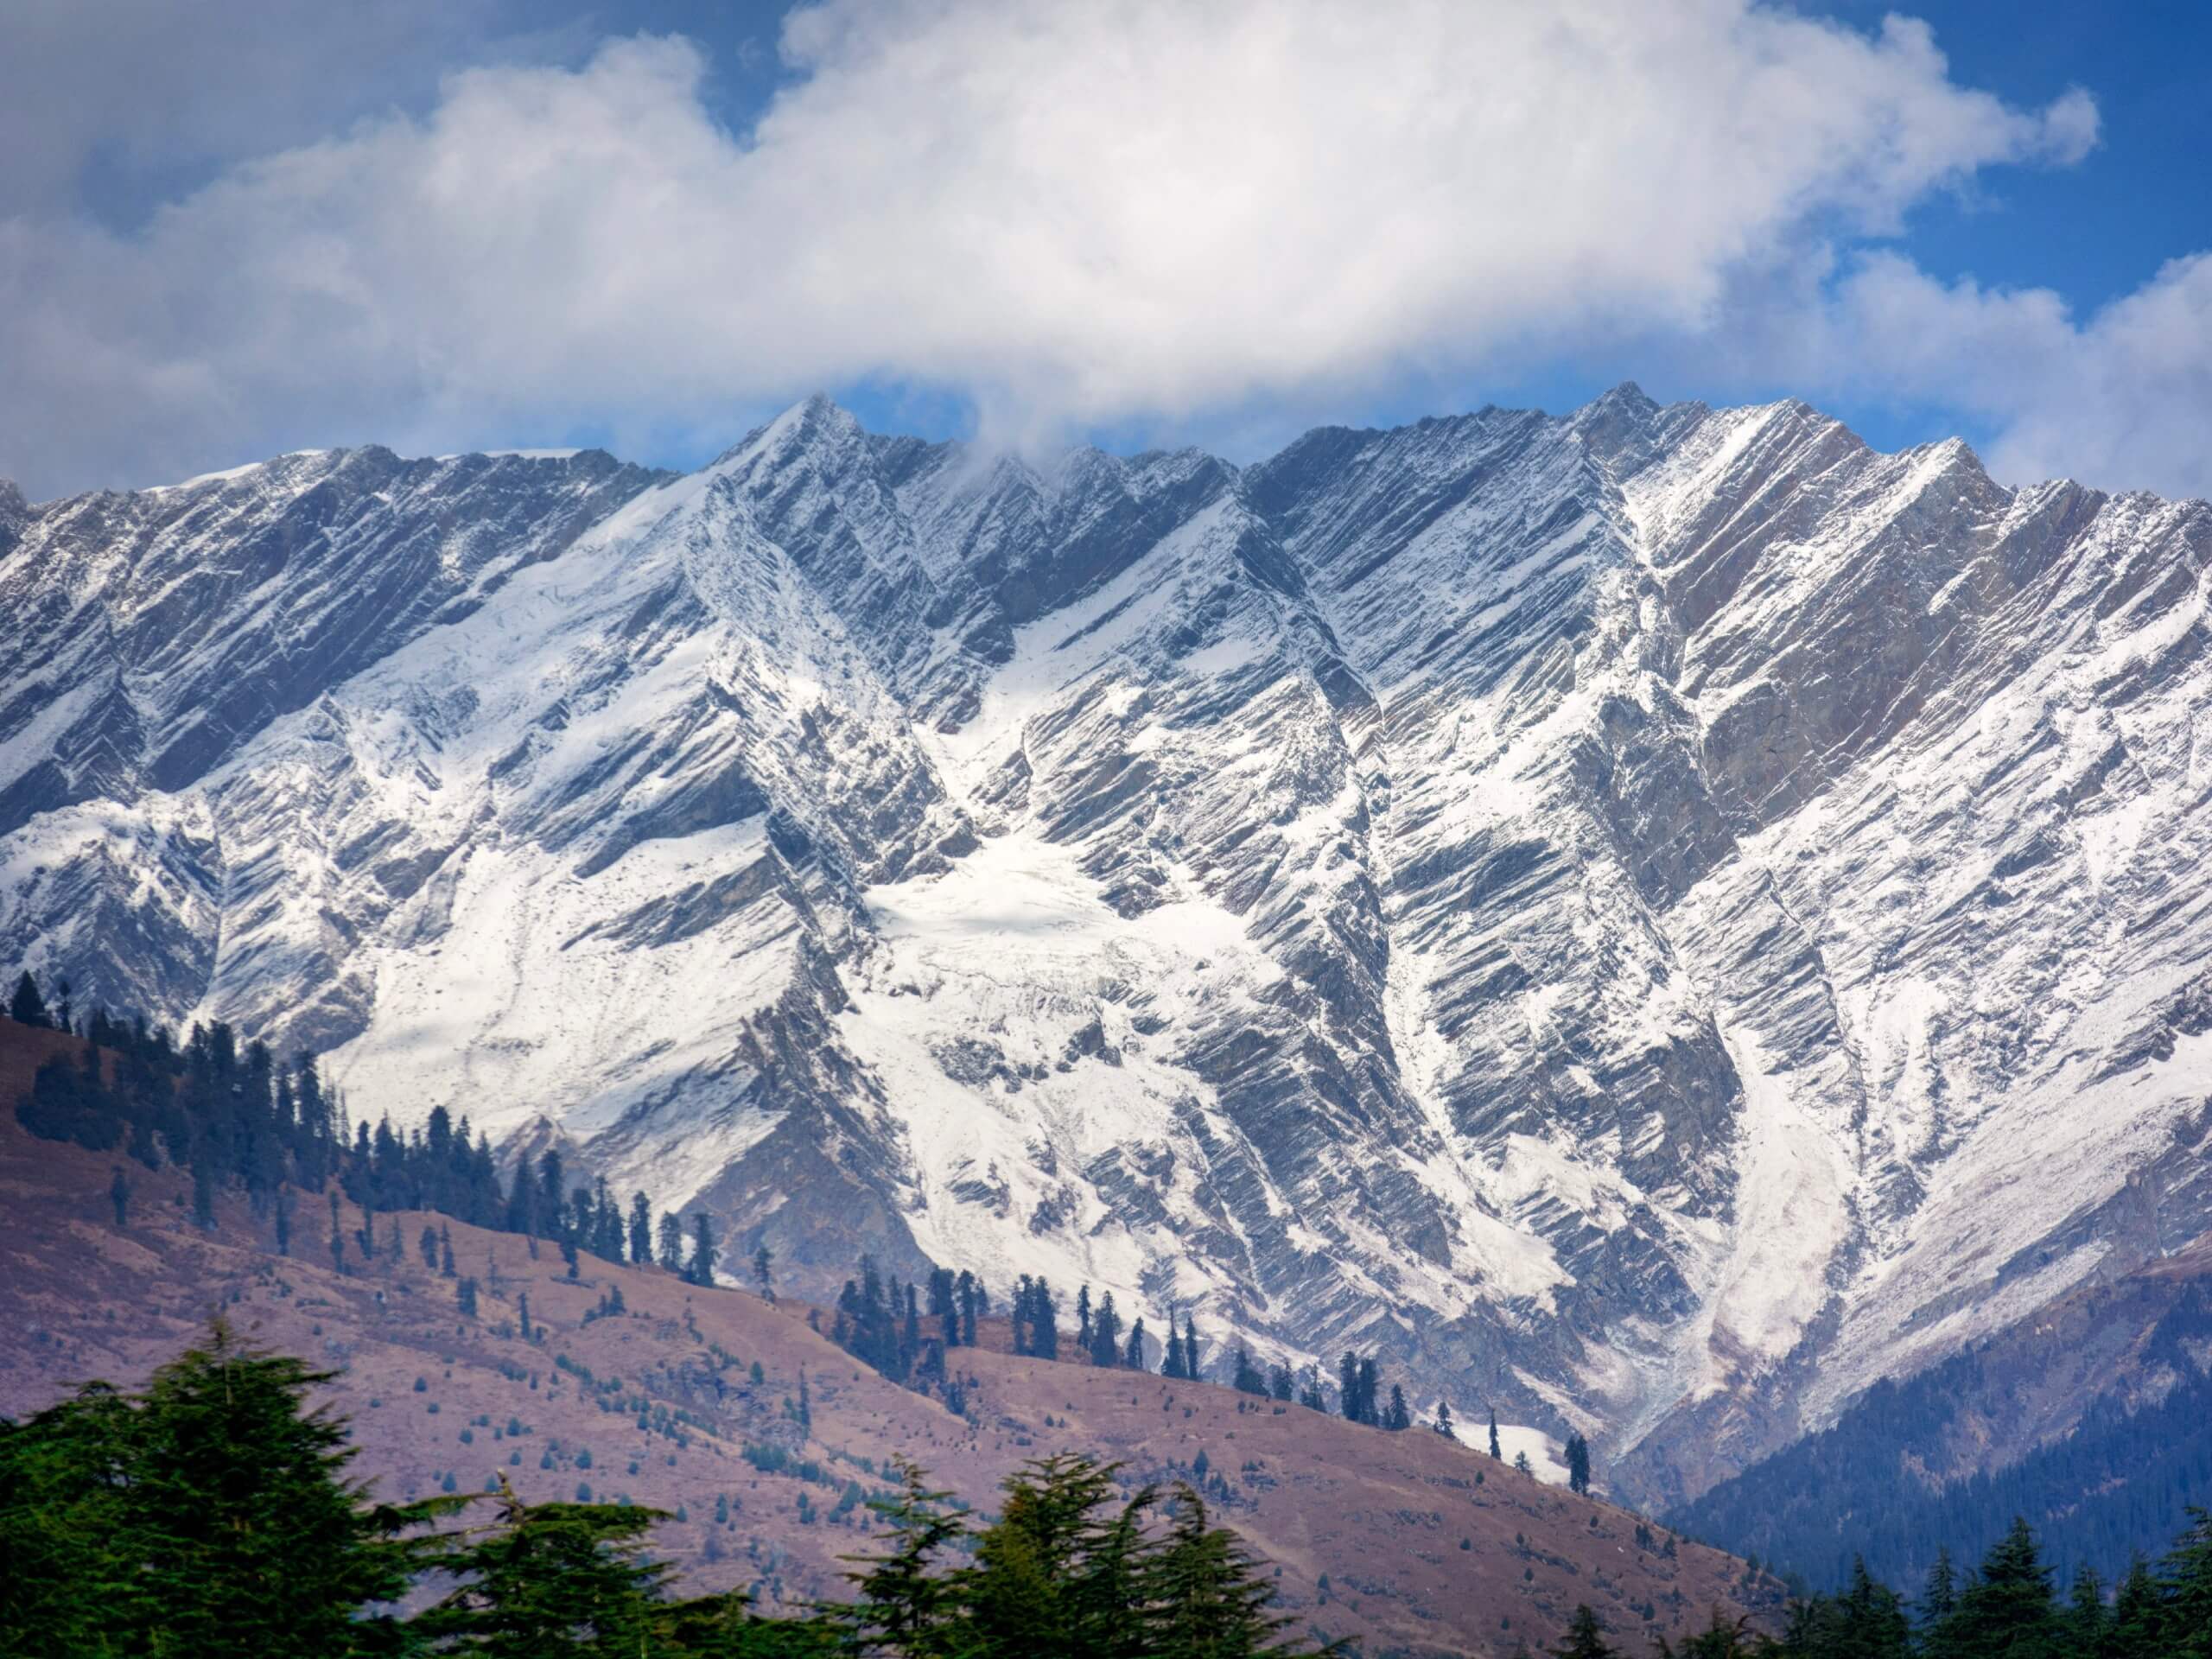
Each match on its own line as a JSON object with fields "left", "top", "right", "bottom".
{"left": 3, "top": 0, "right": 2208, "bottom": 499}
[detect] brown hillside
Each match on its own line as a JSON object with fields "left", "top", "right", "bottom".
{"left": 0, "top": 1021, "right": 1778, "bottom": 1656}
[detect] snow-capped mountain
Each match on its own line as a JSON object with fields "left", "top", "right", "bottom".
{"left": 4, "top": 386, "right": 2209, "bottom": 1505}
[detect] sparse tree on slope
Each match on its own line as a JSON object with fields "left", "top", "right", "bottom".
{"left": 1383, "top": 1384, "right": 1411, "bottom": 1432}
{"left": 686, "top": 1212, "right": 718, "bottom": 1287}
{"left": 8, "top": 969, "right": 49, "bottom": 1028}
{"left": 1566, "top": 1431, "right": 1591, "bottom": 1496}
{"left": 657, "top": 1211, "right": 683, "bottom": 1272}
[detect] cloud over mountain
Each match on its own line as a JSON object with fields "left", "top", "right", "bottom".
{"left": 5, "top": 0, "right": 2158, "bottom": 498}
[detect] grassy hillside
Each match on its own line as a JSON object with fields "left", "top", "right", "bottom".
{"left": 0, "top": 1019, "right": 1777, "bottom": 1656}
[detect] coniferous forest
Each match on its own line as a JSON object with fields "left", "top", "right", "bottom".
{"left": 0, "top": 1321, "right": 1322, "bottom": 1657}
{"left": 1670, "top": 1287, "right": 2212, "bottom": 1604}
{"left": 5, "top": 971, "right": 1442, "bottom": 1428}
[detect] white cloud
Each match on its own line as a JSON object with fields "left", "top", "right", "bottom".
{"left": 1824, "top": 251, "right": 2212, "bottom": 496}
{"left": 0, "top": 0, "right": 509, "bottom": 219}
{"left": 0, "top": 0, "right": 2165, "bottom": 499}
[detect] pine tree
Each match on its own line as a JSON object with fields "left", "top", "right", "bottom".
{"left": 517, "top": 1292, "right": 533, "bottom": 1343}
{"left": 1836, "top": 1554, "right": 1912, "bottom": 1657}
{"left": 1077, "top": 1284, "right": 1093, "bottom": 1354}
{"left": 823, "top": 1459, "right": 969, "bottom": 1657}
{"left": 1141, "top": 1483, "right": 1306, "bottom": 1658}
{"left": 1551, "top": 1604, "right": 1621, "bottom": 1658}
{"left": 957, "top": 1270, "right": 981, "bottom": 1348}
{"left": 2063, "top": 1563, "right": 2111, "bottom": 1656}
{"left": 1088, "top": 1290, "right": 1120, "bottom": 1369}
{"left": 1920, "top": 1544, "right": 1960, "bottom": 1633}
{"left": 625, "top": 1192, "right": 652, "bottom": 1266}
{"left": 963, "top": 1452, "right": 1152, "bottom": 1659}
{"left": 1656, "top": 1609, "right": 1757, "bottom": 1657}
{"left": 1935, "top": 1516, "right": 2062, "bottom": 1659}
{"left": 1490, "top": 1408, "right": 1503, "bottom": 1460}
{"left": 1434, "top": 1399, "right": 1455, "bottom": 1439}
{"left": 458, "top": 1277, "right": 479, "bottom": 1318}
{"left": 416, "top": 1479, "right": 684, "bottom": 1653}
{"left": 1124, "top": 1315, "right": 1147, "bottom": 1371}
{"left": 1383, "top": 1384, "right": 1411, "bottom": 1432}
{"left": 687, "top": 1213, "right": 718, "bottom": 1287}
{"left": 754, "top": 1242, "right": 777, "bottom": 1305}
{"left": 440, "top": 1224, "right": 456, "bottom": 1277}
{"left": 9, "top": 969, "right": 50, "bottom": 1028}
{"left": 191, "top": 1157, "right": 216, "bottom": 1232}
{"left": 1028, "top": 1277, "right": 1059, "bottom": 1361}
{"left": 0, "top": 1379, "right": 147, "bottom": 1650}
{"left": 657, "top": 1211, "right": 683, "bottom": 1273}
{"left": 2110, "top": 1553, "right": 2161, "bottom": 1658}
{"left": 2154, "top": 1507, "right": 2212, "bottom": 1658}
{"left": 108, "top": 1166, "right": 130, "bottom": 1227}
{"left": 1567, "top": 1432, "right": 1591, "bottom": 1496}
{"left": 1233, "top": 1342, "right": 1268, "bottom": 1396}
{"left": 125, "top": 1319, "right": 460, "bottom": 1656}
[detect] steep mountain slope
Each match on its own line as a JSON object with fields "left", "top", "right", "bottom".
{"left": 0, "top": 1032, "right": 1771, "bottom": 1659}
{"left": 1672, "top": 1233, "right": 2212, "bottom": 1592}
{"left": 3, "top": 386, "right": 2208, "bottom": 1510}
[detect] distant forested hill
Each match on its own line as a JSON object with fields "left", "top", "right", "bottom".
{"left": 1675, "top": 1271, "right": 2212, "bottom": 1593}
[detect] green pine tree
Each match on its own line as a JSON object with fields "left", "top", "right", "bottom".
{"left": 1141, "top": 1483, "right": 1307, "bottom": 1658}
{"left": 1933, "top": 1517, "right": 2062, "bottom": 1659}
{"left": 0, "top": 1381, "right": 145, "bottom": 1655}
{"left": 1549, "top": 1603, "right": 1619, "bottom": 1657}
{"left": 687, "top": 1213, "right": 719, "bottom": 1287}
{"left": 8, "top": 968, "right": 50, "bottom": 1028}
{"left": 2063, "top": 1563, "right": 2111, "bottom": 1656}
{"left": 964, "top": 1453, "right": 1151, "bottom": 1659}
{"left": 2109, "top": 1554, "right": 2162, "bottom": 1659}
{"left": 2154, "top": 1507, "right": 2212, "bottom": 1659}
{"left": 127, "top": 1319, "right": 459, "bottom": 1656}
{"left": 418, "top": 1478, "right": 683, "bottom": 1655}
{"left": 823, "top": 1459, "right": 970, "bottom": 1658}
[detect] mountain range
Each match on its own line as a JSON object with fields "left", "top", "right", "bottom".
{"left": 3, "top": 384, "right": 2208, "bottom": 1511}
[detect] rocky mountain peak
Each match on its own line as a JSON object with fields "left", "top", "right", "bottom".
{"left": 4, "top": 390, "right": 2208, "bottom": 1512}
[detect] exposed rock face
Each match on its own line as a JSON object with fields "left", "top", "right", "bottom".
{"left": 4, "top": 387, "right": 2209, "bottom": 1504}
